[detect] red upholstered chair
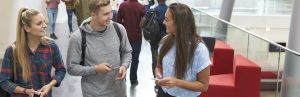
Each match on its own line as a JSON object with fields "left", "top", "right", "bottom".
{"left": 210, "top": 40, "right": 234, "bottom": 75}
{"left": 200, "top": 55, "right": 261, "bottom": 97}
{"left": 261, "top": 71, "right": 282, "bottom": 79}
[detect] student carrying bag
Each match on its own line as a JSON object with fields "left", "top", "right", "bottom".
{"left": 79, "top": 22, "right": 122, "bottom": 66}
{"left": 142, "top": 10, "right": 161, "bottom": 45}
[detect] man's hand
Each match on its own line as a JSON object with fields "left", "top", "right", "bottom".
{"left": 115, "top": 65, "right": 126, "bottom": 80}
{"left": 95, "top": 63, "right": 112, "bottom": 73}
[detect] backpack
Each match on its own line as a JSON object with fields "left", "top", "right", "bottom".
{"left": 142, "top": 10, "right": 161, "bottom": 44}
{"left": 79, "top": 22, "right": 122, "bottom": 66}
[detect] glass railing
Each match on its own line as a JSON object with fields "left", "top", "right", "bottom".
{"left": 192, "top": 7, "right": 300, "bottom": 97}
{"left": 189, "top": 0, "right": 292, "bottom": 15}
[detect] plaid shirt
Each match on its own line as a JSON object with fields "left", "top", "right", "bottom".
{"left": 0, "top": 40, "right": 66, "bottom": 97}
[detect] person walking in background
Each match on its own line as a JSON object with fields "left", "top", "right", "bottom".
{"left": 75, "top": 0, "right": 91, "bottom": 25}
{"left": 67, "top": 0, "right": 132, "bottom": 97}
{"left": 145, "top": 0, "right": 167, "bottom": 81}
{"left": 62, "top": 0, "right": 77, "bottom": 35}
{"left": 0, "top": 8, "right": 66, "bottom": 97}
{"left": 46, "top": 0, "right": 60, "bottom": 39}
{"left": 111, "top": 0, "right": 120, "bottom": 22}
{"left": 155, "top": 3, "right": 211, "bottom": 97}
{"left": 145, "top": 0, "right": 155, "bottom": 13}
{"left": 117, "top": 0, "right": 146, "bottom": 86}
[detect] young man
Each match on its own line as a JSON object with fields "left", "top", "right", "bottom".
{"left": 117, "top": 0, "right": 146, "bottom": 86}
{"left": 67, "top": 0, "right": 132, "bottom": 97}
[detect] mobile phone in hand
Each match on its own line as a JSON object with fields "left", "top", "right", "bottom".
{"left": 33, "top": 94, "right": 40, "bottom": 97}
{"left": 33, "top": 91, "right": 41, "bottom": 97}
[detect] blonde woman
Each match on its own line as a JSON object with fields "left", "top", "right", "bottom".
{"left": 0, "top": 8, "right": 66, "bottom": 97}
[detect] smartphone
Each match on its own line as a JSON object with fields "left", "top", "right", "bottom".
{"left": 33, "top": 94, "right": 40, "bottom": 97}
{"left": 112, "top": 66, "right": 120, "bottom": 70}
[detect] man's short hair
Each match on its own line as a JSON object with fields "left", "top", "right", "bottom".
{"left": 89, "top": 0, "right": 111, "bottom": 13}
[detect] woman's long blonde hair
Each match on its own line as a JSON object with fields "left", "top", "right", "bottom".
{"left": 13, "top": 8, "right": 41, "bottom": 81}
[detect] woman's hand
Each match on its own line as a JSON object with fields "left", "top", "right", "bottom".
{"left": 38, "top": 84, "right": 52, "bottom": 97}
{"left": 155, "top": 72, "right": 162, "bottom": 79}
{"left": 157, "top": 77, "right": 178, "bottom": 88}
{"left": 155, "top": 66, "right": 163, "bottom": 85}
{"left": 154, "top": 72, "right": 162, "bottom": 85}
{"left": 24, "top": 88, "right": 40, "bottom": 97}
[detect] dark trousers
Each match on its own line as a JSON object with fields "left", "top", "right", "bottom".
{"left": 130, "top": 40, "right": 142, "bottom": 81}
{"left": 150, "top": 43, "right": 158, "bottom": 78}
{"left": 157, "top": 87, "right": 174, "bottom": 97}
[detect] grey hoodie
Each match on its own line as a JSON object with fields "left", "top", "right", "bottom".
{"left": 67, "top": 18, "right": 132, "bottom": 97}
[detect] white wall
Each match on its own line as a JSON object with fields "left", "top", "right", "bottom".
{"left": 0, "top": 0, "right": 46, "bottom": 58}
{"left": 198, "top": 13, "right": 291, "bottom": 43}
{"left": 0, "top": 0, "right": 20, "bottom": 58}
{"left": 231, "top": 15, "right": 291, "bottom": 43}
{"left": 0, "top": 0, "right": 68, "bottom": 58}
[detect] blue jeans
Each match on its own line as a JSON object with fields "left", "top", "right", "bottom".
{"left": 47, "top": 8, "right": 58, "bottom": 34}
{"left": 112, "top": 10, "right": 118, "bottom": 22}
{"left": 66, "top": 9, "right": 75, "bottom": 33}
{"left": 129, "top": 40, "right": 142, "bottom": 81}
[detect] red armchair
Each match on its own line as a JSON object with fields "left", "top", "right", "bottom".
{"left": 200, "top": 55, "right": 261, "bottom": 97}
{"left": 210, "top": 40, "right": 234, "bottom": 75}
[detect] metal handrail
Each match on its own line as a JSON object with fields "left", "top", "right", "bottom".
{"left": 192, "top": 8, "right": 300, "bottom": 56}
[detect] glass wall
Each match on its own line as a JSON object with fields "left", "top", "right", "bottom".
{"left": 190, "top": 0, "right": 292, "bottom": 15}
{"left": 193, "top": 7, "right": 300, "bottom": 97}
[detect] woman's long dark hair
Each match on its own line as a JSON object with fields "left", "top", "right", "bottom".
{"left": 158, "top": 3, "right": 201, "bottom": 79}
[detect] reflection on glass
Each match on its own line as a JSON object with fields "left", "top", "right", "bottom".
{"left": 192, "top": 6, "right": 300, "bottom": 97}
